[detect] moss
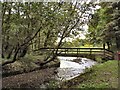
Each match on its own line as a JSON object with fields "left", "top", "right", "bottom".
{"left": 2, "top": 55, "right": 41, "bottom": 74}
{"left": 2, "top": 54, "right": 60, "bottom": 75}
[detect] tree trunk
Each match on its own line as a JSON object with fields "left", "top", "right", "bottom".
{"left": 103, "top": 43, "right": 105, "bottom": 49}
{"left": 2, "top": 43, "right": 4, "bottom": 58}
{"left": 2, "top": 48, "right": 20, "bottom": 66}
{"left": 106, "top": 42, "right": 110, "bottom": 50}
{"left": 40, "top": 19, "right": 79, "bottom": 66}
{"left": 40, "top": 54, "right": 57, "bottom": 66}
{"left": 19, "top": 47, "right": 28, "bottom": 57}
{"left": 116, "top": 36, "right": 120, "bottom": 50}
{"left": 7, "top": 47, "right": 14, "bottom": 59}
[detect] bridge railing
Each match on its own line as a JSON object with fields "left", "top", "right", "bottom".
{"left": 34, "top": 48, "right": 114, "bottom": 59}
{"left": 104, "top": 49, "right": 114, "bottom": 58}
{"left": 57, "top": 48, "right": 104, "bottom": 54}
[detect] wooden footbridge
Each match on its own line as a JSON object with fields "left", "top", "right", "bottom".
{"left": 35, "top": 48, "right": 114, "bottom": 60}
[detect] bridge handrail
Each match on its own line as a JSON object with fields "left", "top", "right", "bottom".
{"left": 104, "top": 49, "right": 114, "bottom": 53}
{"left": 34, "top": 47, "right": 114, "bottom": 59}
{"left": 37, "top": 47, "right": 104, "bottom": 49}
{"left": 35, "top": 47, "right": 113, "bottom": 51}
{"left": 34, "top": 48, "right": 114, "bottom": 54}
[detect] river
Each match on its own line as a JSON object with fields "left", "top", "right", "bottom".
{"left": 55, "top": 56, "right": 97, "bottom": 81}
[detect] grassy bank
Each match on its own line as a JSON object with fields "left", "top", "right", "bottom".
{"left": 61, "top": 60, "right": 118, "bottom": 89}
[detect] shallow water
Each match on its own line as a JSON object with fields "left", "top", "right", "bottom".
{"left": 56, "top": 56, "right": 97, "bottom": 81}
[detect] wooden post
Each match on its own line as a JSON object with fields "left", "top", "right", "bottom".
{"left": 77, "top": 48, "right": 78, "bottom": 57}
{"left": 65, "top": 49, "right": 66, "bottom": 56}
{"left": 90, "top": 48, "right": 92, "bottom": 55}
{"left": 56, "top": 48, "right": 58, "bottom": 55}
{"left": 103, "top": 43, "right": 105, "bottom": 58}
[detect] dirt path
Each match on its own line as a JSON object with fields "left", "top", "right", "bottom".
{"left": 2, "top": 67, "right": 57, "bottom": 88}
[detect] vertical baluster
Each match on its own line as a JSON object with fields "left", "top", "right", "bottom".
{"left": 65, "top": 48, "right": 66, "bottom": 56}
{"left": 77, "top": 48, "right": 78, "bottom": 57}
{"left": 103, "top": 49, "right": 105, "bottom": 60}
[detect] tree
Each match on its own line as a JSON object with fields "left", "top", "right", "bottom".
{"left": 1, "top": 2, "right": 100, "bottom": 66}
{"left": 2, "top": 2, "right": 50, "bottom": 65}
{"left": 101, "top": 1, "right": 120, "bottom": 50}
{"left": 86, "top": 2, "right": 120, "bottom": 51}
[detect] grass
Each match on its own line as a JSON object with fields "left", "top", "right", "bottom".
{"left": 61, "top": 60, "right": 118, "bottom": 89}
{"left": 77, "top": 60, "right": 118, "bottom": 89}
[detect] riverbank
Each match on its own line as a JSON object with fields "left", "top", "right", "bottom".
{"left": 61, "top": 60, "right": 118, "bottom": 89}
{"left": 2, "top": 55, "right": 119, "bottom": 89}
{"left": 2, "top": 54, "right": 60, "bottom": 77}
{"left": 2, "top": 67, "right": 57, "bottom": 88}
{"left": 2, "top": 54, "right": 60, "bottom": 88}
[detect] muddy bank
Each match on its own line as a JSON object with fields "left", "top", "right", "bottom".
{"left": 2, "top": 67, "right": 57, "bottom": 88}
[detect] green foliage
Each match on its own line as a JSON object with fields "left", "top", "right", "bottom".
{"left": 2, "top": 2, "right": 81, "bottom": 63}
{"left": 86, "top": 3, "right": 112, "bottom": 45}
{"left": 2, "top": 2, "right": 105, "bottom": 66}
{"left": 86, "top": 2, "right": 120, "bottom": 50}
{"left": 62, "top": 38, "right": 81, "bottom": 47}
